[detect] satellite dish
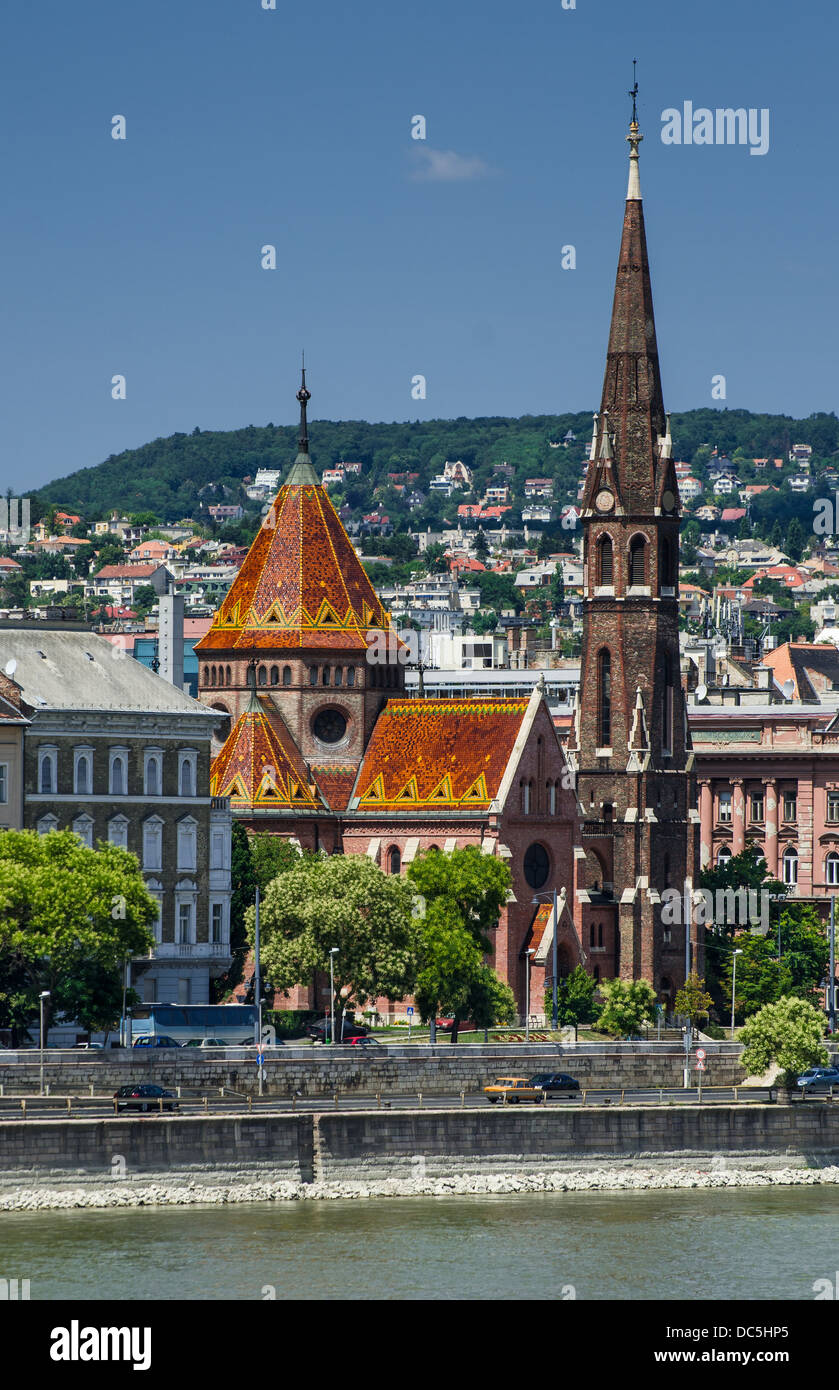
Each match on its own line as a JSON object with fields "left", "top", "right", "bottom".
{"left": 695, "top": 683, "right": 708, "bottom": 702}
{"left": 782, "top": 678, "right": 795, "bottom": 700}
{"left": 4, "top": 659, "right": 16, "bottom": 677}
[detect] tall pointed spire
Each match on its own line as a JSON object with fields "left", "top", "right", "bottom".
{"left": 286, "top": 357, "right": 319, "bottom": 486}
{"left": 581, "top": 70, "right": 665, "bottom": 516}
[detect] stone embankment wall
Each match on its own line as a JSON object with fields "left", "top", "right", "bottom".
{"left": 1, "top": 1104, "right": 837, "bottom": 1187}
{"left": 0, "top": 1044, "right": 746, "bottom": 1096}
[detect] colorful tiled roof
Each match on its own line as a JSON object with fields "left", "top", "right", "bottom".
{"left": 210, "top": 694, "right": 324, "bottom": 811}
{"left": 311, "top": 764, "right": 357, "bottom": 812}
{"left": 195, "top": 482, "right": 392, "bottom": 654}
{"left": 353, "top": 698, "right": 530, "bottom": 811}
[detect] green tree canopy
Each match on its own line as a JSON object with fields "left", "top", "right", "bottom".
{"left": 739, "top": 996, "right": 827, "bottom": 1083}
{"left": 247, "top": 853, "right": 416, "bottom": 1018}
{"left": 547, "top": 964, "right": 598, "bottom": 1035}
{"left": 0, "top": 830, "right": 156, "bottom": 1036}
{"left": 408, "top": 846, "right": 513, "bottom": 1041}
{"left": 674, "top": 972, "right": 713, "bottom": 1030}
{"left": 595, "top": 978, "right": 658, "bottom": 1038}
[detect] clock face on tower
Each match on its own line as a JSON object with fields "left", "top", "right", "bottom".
{"left": 595, "top": 489, "right": 614, "bottom": 513}
{"left": 662, "top": 489, "right": 677, "bottom": 513}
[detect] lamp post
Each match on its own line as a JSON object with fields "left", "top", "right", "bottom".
{"left": 531, "top": 887, "right": 561, "bottom": 1031}
{"left": 119, "top": 953, "right": 130, "bottom": 1048}
{"left": 39, "top": 991, "right": 50, "bottom": 1097}
{"left": 730, "top": 949, "right": 743, "bottom": 1038}
{"left": 829, "top": 896, "right": 836, "bottom": 1036}
{"left": 524, "top": 949, "right": 535, "bottom": 1044}
{"left": 253, "top": 885, "right": 261, "bottom": 1047}
{"left": 329, "top": 948, "right": 339, "bottom": 1045}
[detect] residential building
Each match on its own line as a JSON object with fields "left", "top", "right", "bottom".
{"left": 0, "top": 625, "right": 232, "bottom": 1002}
{"left": 0, "top": 670, "right": 28, "bottom": 829}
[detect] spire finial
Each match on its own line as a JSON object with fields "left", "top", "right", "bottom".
{"left": 296, "top": 354, "right": 311, "bottom": 456}
{"left": 287, "top": 357, "right": 320, "bottom": 485}
{"left": 629, "top": 59, "right": 638, "bottom": 125}
{"left": 626, "top": 59, "right": 643, "bottom": 200}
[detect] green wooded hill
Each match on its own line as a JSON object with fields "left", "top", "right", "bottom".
{"left": 33, "top": 408, "right": 839, "bottom": 528}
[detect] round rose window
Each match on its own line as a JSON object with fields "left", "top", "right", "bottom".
{"left": 313, "top": 709, "right": 347, "bottom": 744}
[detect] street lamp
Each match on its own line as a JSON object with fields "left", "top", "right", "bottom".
{"left": 531, "top": 887, "right": 560, "bottom": 1031}
{"left": 730, "top": 949, "right": 743, "bottom": 1038}
{"left": 39, "top": 991, "right": 51, "bottom": 1097}
{"left": 524, "top": 949, "right": 535, "bottom": 1044}
{"left": 329, "top": 948, "right": 339, "bottom": 1045}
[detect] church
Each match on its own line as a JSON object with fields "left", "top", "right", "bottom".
{"left": 195, "top": 99, "right": 698, "bottom": 1015}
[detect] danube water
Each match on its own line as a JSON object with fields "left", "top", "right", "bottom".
{"left": 2, "top": 1186, "right": 838, "bottom": 1300}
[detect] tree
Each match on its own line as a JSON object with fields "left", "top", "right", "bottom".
{"left": 408, "top": 846, "right": 513, "bottom": 1041}
{"left": 739, "top": 996, "right": 827, "bottom": 1084}
{"left": 718, "top": 905, "right": 829, "bottom": 1021}
{"left": 769, "top": 520, "right": 784, "bottom": 550}
{"left": 595, "top": 978, "right": 658, "bottom": 1038}
{"left": 674, "top": 972, "right": 713, "bottom": 1030}
{"left": 546, "top": 965, "right": 598, "bottom": 1036}
{"left": 786, "top": 516, "right": 806, "bottom": 562}
{"left": 0, "top": 830, "right": 156, "bottom": 1036}
{"left": 473, "top": 528, "right": 489, "bottom": 560}
{"left": 248, "top": 853, "right": 416, "bottom": 1020}
{"left": 550, "top": 565, "right": 565, "bottom": 614}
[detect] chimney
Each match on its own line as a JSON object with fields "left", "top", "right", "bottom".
{"left": 158, "top": 584, "right": 185, "bottom": 691}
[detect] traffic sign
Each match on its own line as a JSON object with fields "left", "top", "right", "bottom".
{"left": 256, "top": 1052, "right": 264, "bottom": 1065}
{"left": 696, "top": 1060, "right": 706, "bottom": 1072}
{"left": 407, "top": 1007, "right": 414, "bottom": 1016}
{"left": 695, "top": 1048, "right": 706, "bottom": 1061}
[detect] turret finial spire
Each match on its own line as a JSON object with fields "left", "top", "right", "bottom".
{"left": 287, "top": 356, "right": 320, "bottom": 485}
{"left": 626, "top": 59, "right": 643, "bottom": 201}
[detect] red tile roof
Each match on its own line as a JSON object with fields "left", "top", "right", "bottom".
{"left": 196, "top": 482, "right": 393, "bottom": 653}
{"left": 94, "top": 564, "right": 162, "bottom": 579}
{"left": 354, "top": 698, "right": 530, "bottom": 811}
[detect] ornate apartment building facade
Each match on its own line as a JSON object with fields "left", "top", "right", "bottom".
{"left": 1, "top": 626, "right": 232, "bottom": 1004}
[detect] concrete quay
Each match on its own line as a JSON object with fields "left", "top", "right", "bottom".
{"left": 0, "top": 1042, "right": 747, "bottom": 1097}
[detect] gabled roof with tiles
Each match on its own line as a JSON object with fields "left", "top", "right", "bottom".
{"left": 196, "top": 371, "right": 392, "bottom": 654}
{"left": 210, "top": 690, "right": 324, "bottom": 812}
{"left": 352, "top": 697, "right": 531, "bottom": 812}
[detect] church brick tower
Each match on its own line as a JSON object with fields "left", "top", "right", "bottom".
{"left": 570, "top": 89, "right": 700, "bottom": 1006}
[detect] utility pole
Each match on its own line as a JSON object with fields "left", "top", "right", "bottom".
{"left": 830, "top": 896, "right": 836, "bottom": 1035}
{"left": 254, "top": 885, "right": 261, "bottom": 1047}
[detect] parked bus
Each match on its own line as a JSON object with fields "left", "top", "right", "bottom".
{"left": 130, "top": 1004, "right": 257, "bottom": 1046}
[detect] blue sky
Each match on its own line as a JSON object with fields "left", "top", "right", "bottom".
{"left": 2, "top": 0, "right": 836, "bottom": 489}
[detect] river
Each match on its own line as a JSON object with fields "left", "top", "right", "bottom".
{"left": 1, "top": 1185, "right": 837, "bottom": 1300}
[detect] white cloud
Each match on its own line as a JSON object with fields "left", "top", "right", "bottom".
{"left": 409, "top": 146, "right": 492, "bottom": 182}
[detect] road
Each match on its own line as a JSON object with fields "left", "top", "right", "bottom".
{"left": 0, "top": 1085, "right": 809, "bottom": 1119}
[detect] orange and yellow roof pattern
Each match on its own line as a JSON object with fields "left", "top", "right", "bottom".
{"left": 195, "top": 483, "right": 392, "bottom": 652}
{"left": 210, "top": 697, "right": 324, "bottom": 811}
{"left": 354, "top": 698, "right": 529, "bottom": 811}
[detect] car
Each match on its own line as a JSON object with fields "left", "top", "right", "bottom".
{"left": 132, "top": 1035, "right": 181, "bottom": 1048}
{"left": 435, "top": 1018, "right": 477, "bottom": 1033}
{"left": 529, "top": 1072, "right": 580, "bottom": 1097}
{"left": 114, "top": 1084, "right": 179, "bottom": 1113}
{"left": 306, "top": 1020, "right": 367, "bottom": 1042}
{"left": 184, "top": 1038, "right": 228, "bottom": 1048}
{"left": 796, "top": 1066, "right": 839, "bottom": 1095}
{"left": 483, "top": 1075, "right": 546, "bottom": 1105}
{"left": 345, "top": 1035, "right": 381, "bottom": 1046}
{"left": 75, "top": 1041, "right": 104, "bottom": 1049}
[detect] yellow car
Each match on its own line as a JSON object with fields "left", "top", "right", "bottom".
{"left": 483, "top": 1076, "right": 546, "bottom": 1105}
